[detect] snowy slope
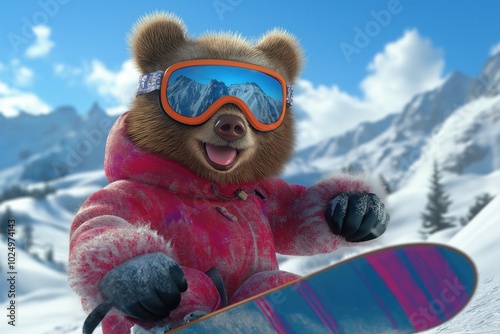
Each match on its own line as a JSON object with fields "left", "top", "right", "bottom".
{"left": 420, "top": 196, "right": 500, "bottom": 333}
{"left": 0, "top": 237, "right": 85, "bottom": 333}
{"left": 0, "top": 170, "right": 108, "bottom": 333}
{"left": 0, "top": 170, "right": 108, "bottom": 264}
{"left": 450, "top": 195, "right": 500, "bottom": 278}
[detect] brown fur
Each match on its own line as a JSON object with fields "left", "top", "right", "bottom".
{"left": 127, "top": 12, "right": 303, "bottom": 184}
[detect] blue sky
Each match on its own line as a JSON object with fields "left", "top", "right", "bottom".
{"left": 1, "top": 0, "right": 500, "bottom": 146}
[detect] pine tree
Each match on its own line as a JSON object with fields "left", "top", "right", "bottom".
{"left": 21, "top": 224, "right": 34, "bottom": 251}
{"left": 460, "top": 193, "right": 494, "bottom": 226}
{"left": 421, "top": 161, "right": 455, "bottom": 237}
{"left": 0, "top": 206, "right": 13, "bottom": 239}
{"left": 46, "top": 244, "right": 54, "bottom": 263}
{"left": 379, "top": 175, "right": 392, "bottom": 194}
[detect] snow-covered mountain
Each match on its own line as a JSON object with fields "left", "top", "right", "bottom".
{"left": 0, "top": 105, "right": 79, "bottom": 171}
{"left": 468, "top": 51, "right": 500, "bottom": 98}
{"left": 167, "top": 75, "right": 281, "bottom": 124}
{"left": 0, "top": 103, "right": 118, "bottom": 190}
{"left": 1, "top": 52, "right": 500, "bottom": 333}
{"left": 403, "top": 92, "right": 500, "bottom": 187}
{"left": 286, "top": 68, "right": 500, "bottom": 187}
{"left": 228, "top": 81, "right": 281, "bottom": 124}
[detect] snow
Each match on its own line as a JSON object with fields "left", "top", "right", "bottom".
{"left": 419, "top": 196, "right": 500, "bottom": 333}
{"left": 0, "top": 239, "right": 86, "bottom": 333}
{"left": 0, "top": 171, "right": 104, "bottom": 334}
{"left": 450, "top": 195, "right": 500, "bottom": 278}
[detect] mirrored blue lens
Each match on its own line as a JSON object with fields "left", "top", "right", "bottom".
{"left": 166, "top": 65, "right": 283, "bottom": 124}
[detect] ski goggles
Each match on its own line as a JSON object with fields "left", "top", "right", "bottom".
{"left": 136, "top": 59, "right": 293, "bottom": 132}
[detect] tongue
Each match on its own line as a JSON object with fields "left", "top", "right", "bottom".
{"left": 205, "top": 143, "right": 238, "bottom": 166}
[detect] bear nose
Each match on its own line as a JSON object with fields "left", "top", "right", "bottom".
{"left": 215, "top": 114, "right": 246, "bottom": 141}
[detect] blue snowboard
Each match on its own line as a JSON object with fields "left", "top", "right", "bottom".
{"left": 170, "top": 243, "right": 477, "bottom": 333}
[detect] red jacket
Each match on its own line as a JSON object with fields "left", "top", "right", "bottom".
{"left": 68, "top": 112, "right": 386, "bottom": 331}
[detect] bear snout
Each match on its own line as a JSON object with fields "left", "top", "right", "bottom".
{"left": 215, "top": 114, "right": 247, "bottom": 142}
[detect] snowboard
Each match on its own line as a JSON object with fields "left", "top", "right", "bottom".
{"left": 169, "top": 243, "right": 477, "bottom": 334}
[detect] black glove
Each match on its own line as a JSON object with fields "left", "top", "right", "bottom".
{"left": 325, "top": 192, "right": 389, "bottom": 242}
{"left": 99, "top": 252, "right": 187, "bottom": 321}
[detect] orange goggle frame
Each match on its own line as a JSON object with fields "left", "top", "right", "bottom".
{"left": 136, "top": 59, "right": 293, "bottom": 132}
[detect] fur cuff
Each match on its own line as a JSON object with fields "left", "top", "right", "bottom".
{"left": 316, "top": 172, "right": 387, "bottom": 201}
{"left": 295, "top": 172, "right": 388, "bottom": 253}
{"left": 68, "top": 216, "right": 174, "bottom": 312}
{"left": 303, "top": 172, "right": 387, "bottom": 222}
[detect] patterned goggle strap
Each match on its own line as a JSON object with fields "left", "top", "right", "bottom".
{"left": 286, "top": 84, "right": 293, "bottom": 106}
{"left": 137, "top": 70, "right": 163, "bottom": 95}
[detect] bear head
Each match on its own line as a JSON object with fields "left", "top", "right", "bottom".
{"left": 127, "top": 12, "right": 303, "bottom": 184}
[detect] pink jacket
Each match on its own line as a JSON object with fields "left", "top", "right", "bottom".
{"left": 68, "top": 113, "right": 386, "bottom": 331}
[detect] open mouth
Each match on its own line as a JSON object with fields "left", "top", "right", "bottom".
{"left": 202, "top": 142, "right": 241, "bottom": 171}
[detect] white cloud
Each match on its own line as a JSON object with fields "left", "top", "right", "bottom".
{"left": 85, "top": 59, "right": 140, "bottom": 114}
{"left": 294, "top": 80, "right": 373, "bottom": 146}
{"left": 4, "top": 59, "right": 35, "bottom": 87}
{"left": 54, "top": 63, "right": 67, "bottom": 76}
{"left": 53, "top": 63, "right": 83, "bottom": 85}
{"left": 295, "top": 29, "right": 445, "bottom": 148}
{"left": 0, "top": 82, "right": 51, "bottom": 117}
{"left": 361, "top": 29, "right": 444, "bottom": 112}
{"left": 14, "top": 66, "right": 34, "bottom": 87}
{"left": 490, "top": 42, "right": 500, "bottom": 57}
{"left": 25, "top": 25, "right": 55, "bottom": 58}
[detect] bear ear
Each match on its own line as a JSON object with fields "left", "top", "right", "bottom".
{"left": 129, "top": 12, "right": 188, "bottom": 74}
{"left": 255, "top": 29, "right": 304, "bottom": 82}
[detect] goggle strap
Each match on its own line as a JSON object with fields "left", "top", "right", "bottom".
{"left": 137, "top": 70, "right": 164, "bottom": 95}
{"left": 286, "top": 85, "right": 293, "bottom": 106}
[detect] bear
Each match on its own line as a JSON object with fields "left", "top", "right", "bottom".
{"left": 68, "top": 12, "right": 389, "bottom": 333}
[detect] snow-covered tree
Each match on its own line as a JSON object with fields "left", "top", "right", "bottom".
{"left": 21, "top": 224, "right": 34, "bottom": 251}
{"left": 460, "top": 193, "right": 494, "bottom": 226}
{"left": 421, "top": 161, "right": 455, "bottom": 237}
{"left": 0, "top": 206, "right": 13, "bottom": 239}
{"left": 379, "top": 175, "right": 392, "bottom": 194}
{"left": 46, "top": 244, "right": 54, "bottom": 263}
